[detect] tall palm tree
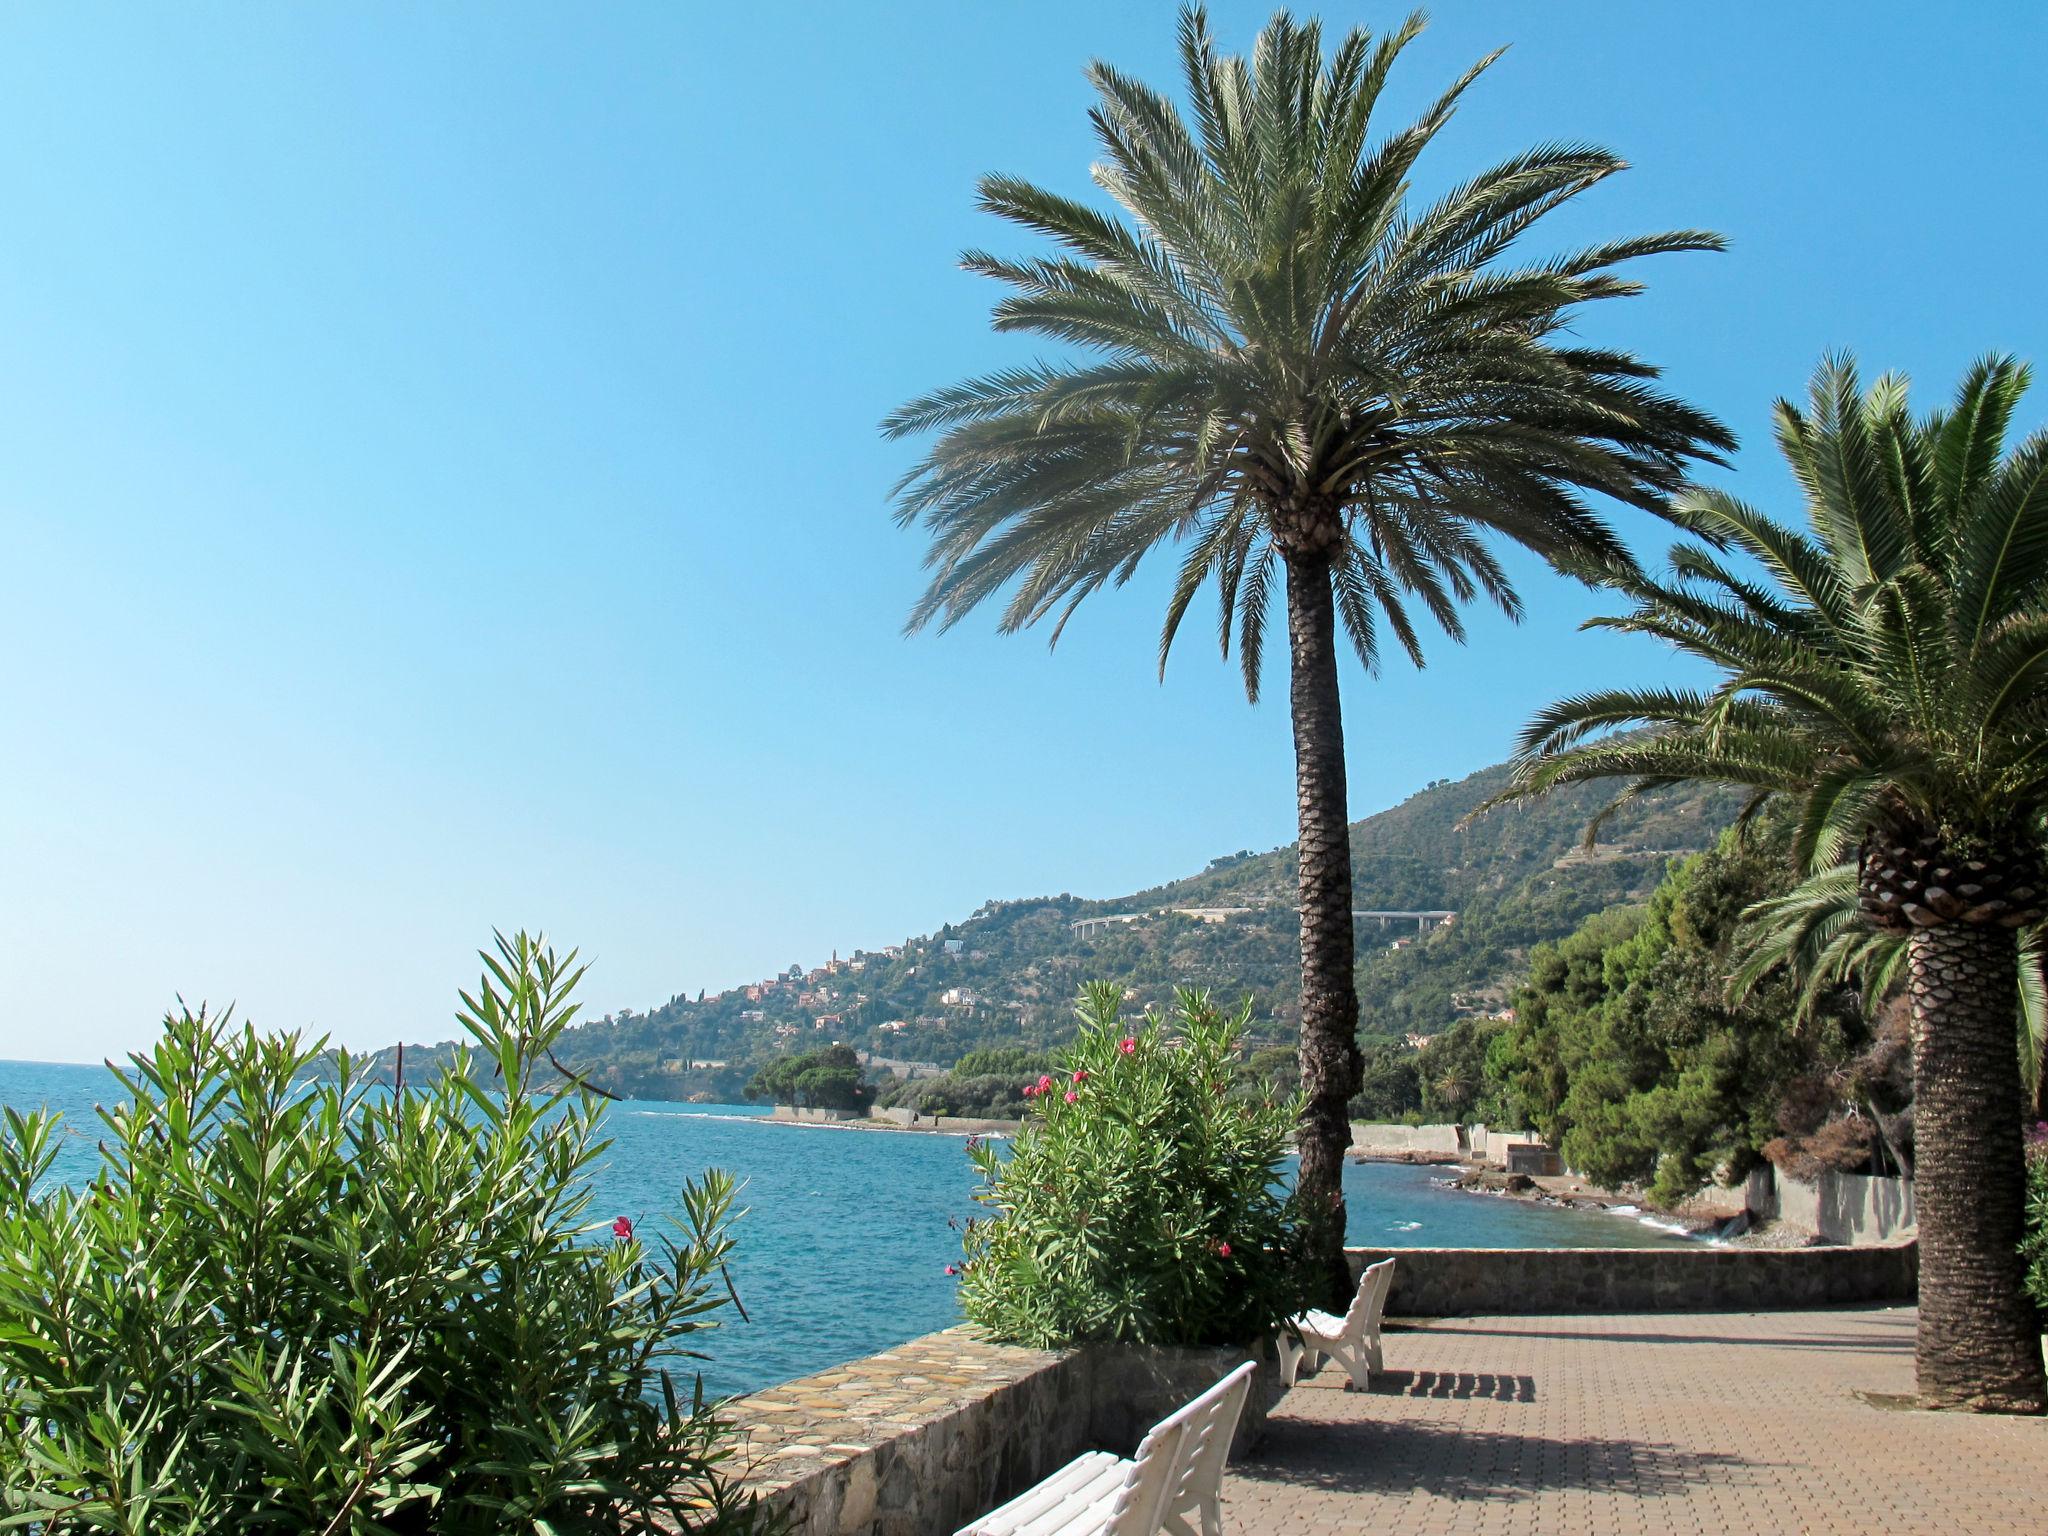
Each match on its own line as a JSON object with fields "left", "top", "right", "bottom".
{"left": 884, "top": 6, "right": 1732, "bottom": 1305}
{"left": 1501, "top": 355, "right": 2048, "bottom": 1414}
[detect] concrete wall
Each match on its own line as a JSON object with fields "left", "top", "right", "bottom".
{"left": 1349, "top": 1121, "right": 1465, "bottom": 1156}
{"left": 1485, "top": 1130, "right": 1544, "bottom": 1166}
{"left": 1745, "top": 1165, "right": 1917, "bottom": 1245}
{"left": 875, "top": 1108, "right": 1018, "bottom": 1134}
{"left": 1347, "top": 1122, "right": 1553, "bottom": 1167}
{"left": 769, "top": 1105, "right": 859, "bottom": 1124}
{"left": 1348, "top": 1241, "right": 1917, "bottom": 1317}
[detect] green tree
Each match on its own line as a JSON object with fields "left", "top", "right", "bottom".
{"left": 885, "top": 6, "right": 1730, "bottom": 1305}
{"left": 1416, "top": 1017, "right": 1506, "bottom": 1122}
{"left": 745, "top": 1043, "right": 874, "bottom": 1113}
{"left": 1351, "top": 1041, "right": 1423, "bottom": 1121}
{"left": 1492, "top": 823, "right": 1858, "bottom": 1205}
{"left": 1501, "top": 356, "right": 2048, "bottom": 1413}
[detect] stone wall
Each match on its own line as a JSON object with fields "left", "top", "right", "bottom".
{"left": 1348, "top": 1241, "right": 1918, "bottom": 1316}
{"left": 726, "top": 1327, "right": 1281, "bottom": 1536}
{"left": 768, "top": 1106, "right": 859, "bottom": 1124}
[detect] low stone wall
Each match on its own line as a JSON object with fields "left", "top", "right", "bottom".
{"left": 1348, "top": 1241, "right": 1918, "bottom": 1316}
{"left": 727, "top": 1327, "right": 1281, "bottom": 1536}
{"left": 769, "top": 1105, "right": 859, "bottom": 1124}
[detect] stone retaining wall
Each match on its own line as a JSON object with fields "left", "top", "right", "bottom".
{"left": 1348, "top": 1241, "right": 1918, "bottom": 1316}
{"left": 726, "top": 1328, "right": 1280, "bottom": 1536}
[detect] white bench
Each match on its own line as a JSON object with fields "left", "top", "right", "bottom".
{"left": 1276, "top": 1256, "right": 1395, "bottom": 1391}
{"left": 956, "top": 1361, "right": 1255, "bottom": 1536}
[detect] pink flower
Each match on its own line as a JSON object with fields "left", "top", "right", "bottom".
{"left": 1022, "top": 1083, "right": 1039, "bottom": 1097}
{"left": 1072, "top": 1069, "right": 1088, "bottom": 1083}
{"left": 1215, "top": 1241, "right": 1231, "bottom": 1258}
{"left": 1037, "top": 1074, "right": 1054, "bottom": 1092}
{"left": 1119, "top": 1038, "right": 1136, "bottom": 1055}
{"left": 944, "top": 1264, "right": 959, "bottom": 1276}
{"left": 612, "top": 1216, "right": 633, "bottom": 1241}
{"left": 1064, "top": 1090, "right": 1078, "bottom": 1103}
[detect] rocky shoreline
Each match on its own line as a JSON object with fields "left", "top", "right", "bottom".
{"left": 1349, "top": 1147, "right": 1821, "bottom": 1247}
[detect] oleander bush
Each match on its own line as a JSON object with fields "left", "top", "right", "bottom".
{"left": 0, "top": 932, "right": 765, "bottom": 1536}
{"left": 957, "top": 984, "right": 1304, "bottom": 1348}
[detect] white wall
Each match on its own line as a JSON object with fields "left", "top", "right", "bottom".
{"left": 1746, "top": 1165, "right": 1916, "bottom": 1245}
{"left": 1349, "top": 1122, "right": 1464, "bottom": 1155}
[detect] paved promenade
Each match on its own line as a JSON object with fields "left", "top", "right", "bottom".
{"left": 1226, "top": 1308, "right": 2047, "bottom": 1535}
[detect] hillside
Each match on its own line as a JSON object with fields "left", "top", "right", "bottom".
{"left": 376, "top": 762, "right": 1742, "bottom": 1100}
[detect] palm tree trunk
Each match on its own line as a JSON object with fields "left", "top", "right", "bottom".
{"left": 1906, "top": 921, "right": 2047, "bottom": 1412}
{"left": 1284, "top": 550, "right": 1363, "bottom": 1311}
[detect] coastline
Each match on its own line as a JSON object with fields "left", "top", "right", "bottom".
{"left": 756, "top": 1110, "right": 1020, "bottom": 1138}
{"left": 1349, "top": 1146, "right": 1739, "bottom": 1241}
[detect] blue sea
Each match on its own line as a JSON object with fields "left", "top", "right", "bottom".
{"left": 0, "top": 1058, "right": 1684, "bottom": 1397}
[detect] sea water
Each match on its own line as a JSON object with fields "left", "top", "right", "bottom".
{"left": 0, "top": 1059, "right": 1684, "bottom": 1396}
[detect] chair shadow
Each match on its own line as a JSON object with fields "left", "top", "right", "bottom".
{"left": 1366, "top": 1369, "right": 1536, "bottom": 1402}
{"left": 1234, "top": 1414, "right": 1764, "bottom": 1502}
{"left": 1430, "top": 1322, "right": 1912, "bottom": 1354}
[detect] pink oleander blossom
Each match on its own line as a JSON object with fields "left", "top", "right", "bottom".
{"left": 1064, "top": 1090, "right": 1078, "bottom": 1103}
{"left": 944, "top": 1264, "right": 959, "bottom": 1276}
{"left": 1072, "top": 1069, "right": 1088, "bottom": 1083}
{"left": 1215, "top": 1241, "right": 1231, "bottom": 1258}
{"left": 1119, "top": 1038, "right": 1136, "bottom": 1055}
{"left": 612, "top": 1216, "right": 633, "bottom": 1241}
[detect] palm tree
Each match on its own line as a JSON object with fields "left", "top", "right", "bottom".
{"left": 884, "top": 6, "right": 1732, "bottom": 1305}
{"left": 1735, "top": 864, "right": 2048, "bottom": 1124}
{"left": 1501, "top": 355, "right": 2048, "bottom": 1414}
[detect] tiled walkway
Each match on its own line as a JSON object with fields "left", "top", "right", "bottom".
{"left": 1226, "top": 1308, "right": 2047, "bottom": 1535}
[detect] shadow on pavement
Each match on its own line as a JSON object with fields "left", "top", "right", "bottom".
{"left": 1234, "top": 1415, "right": 1764, "bottom": 1502}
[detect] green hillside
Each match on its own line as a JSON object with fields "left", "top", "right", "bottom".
{"left": 375, "top": 761, "right": 1742, "bottom": 1101}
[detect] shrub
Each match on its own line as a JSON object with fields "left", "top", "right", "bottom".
{"left": 0, "top": 933, "right": 763, "bottom": 1535}
{"left": 956, "top": 984, "right": 1303, "bottom": 1348}
{"left": 2025, "top": 1122, "right": 2048, "bottom": 1311}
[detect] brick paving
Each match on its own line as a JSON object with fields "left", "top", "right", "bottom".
{"left": 1224, "top": 1308, "right": 2047, "bottom": 1535}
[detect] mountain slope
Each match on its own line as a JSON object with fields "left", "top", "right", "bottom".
{"left": 380, "top": 761, "right": 1743, "bottom": 1100}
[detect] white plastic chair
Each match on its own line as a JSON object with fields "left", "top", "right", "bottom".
{"left": 957, "top": 1361, "right": 1255, "bottom": 1536}
{"left": 1276, "top": 1256, "right": 1395, "bottom": 1390}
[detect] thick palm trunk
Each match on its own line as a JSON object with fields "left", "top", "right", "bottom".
{"left": 1906, "top": 922, "right": 2047, "bottom": 1412}
{"left": 1284, "top": 551, "right": 1363, "bottom": 1311}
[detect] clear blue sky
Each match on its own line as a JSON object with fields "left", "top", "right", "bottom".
{"left": 4, "top": 3, "right": 2045, "bottom": 1062}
